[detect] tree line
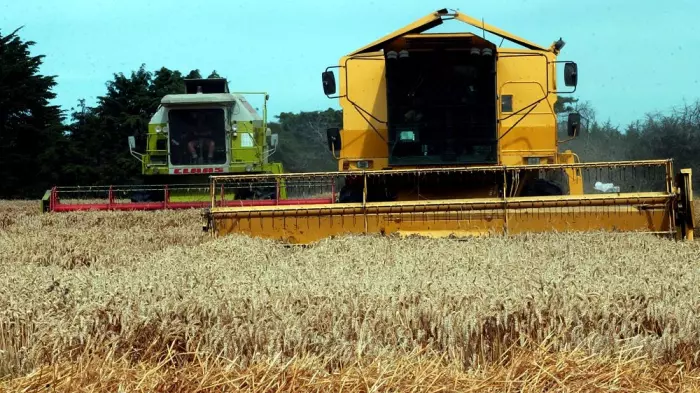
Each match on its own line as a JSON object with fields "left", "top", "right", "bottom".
{"left": 1, "top": 27, "right": 699, "bottom": 198}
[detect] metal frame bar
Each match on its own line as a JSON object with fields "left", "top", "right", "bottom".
{"left": 210, "top": 192, "right": 673, "bottom": 217}
{"left": 46, "top": 183, "right": 332, "bottom": 212}
{"left": 209, "top": 159, "right": 673, "bottom": 183}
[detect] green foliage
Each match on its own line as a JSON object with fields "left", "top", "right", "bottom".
{"left": 558, "top": 97, "right": 700, "bottom": 189}
{"left": 270, "top": 109, "right": 342, "bottom": 172}
{"left": 151, "top": 67, "right": 186, "bottom": 98}
{"left": 3, "top": 26, "right": 700, "bottom": 197}
{"left": 0, "top": 27, "right": 67, "bottom": 198}
{"left": 65, "top": 65, "right": 192, "bottom": 186}
{"left": 626, "top": 103, "right": 700, "bottom": 172}
{"left": 185, "top": 69, "right": 202, "bottom": 79}
{"left": 554, "top": 96, "right": 579, "bottom": 115}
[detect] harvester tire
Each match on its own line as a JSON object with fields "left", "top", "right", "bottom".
{"left": 253, "top": 187, "right": 277, "bottom": 200}
{"left": 236, "top": 187, "right": 276, "bottom": 200}
{"left": 338, "top": 186, "right": 363, "bottom": 203}
{"left": 130, "top": 190, "right": 164, "bottom": 203}
{"left": 521, "top": 179, "right": 564, "bottom": 196}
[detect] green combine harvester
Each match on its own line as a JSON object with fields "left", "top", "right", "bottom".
{"left": 43, "top": 78, "right": 286, "bottom": 212}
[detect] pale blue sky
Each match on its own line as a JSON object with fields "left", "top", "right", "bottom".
{"left": 3, "top": 0, "right": 699, "bottom": 127}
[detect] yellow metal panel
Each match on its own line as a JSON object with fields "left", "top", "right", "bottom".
{"left": 676, "top": 168, "right": 695, "bottom": 239}
{"left": 558, "top": 151, "right": 584, "bottom": 195}
{"left": 451, "top": 12, "right": 549, "bottom": 52}
{"left": 341, "top": 157, "right": 389, "bottom": 171}
{"left": 403, "top": 32, "right": 477, "bottom": 39}
{"left": 208, "top": 192, "right": 675, "bottom": 244}
{"left": 210, "top": 203, "right": 673, "bottom": 244}
{"left": 497, "top": 51, "right": 558, "bottom": 161}
{"left": 337, "top": 13, "right": 560, "bottom": 171}
{"left": 349, "top": 10, "right": 550, "bottom": 56}
{"left": 348, "top": 11, "right": 444, "bottom": 55}
{"left": 339, "top": 130, "right": 387, "bottom": 161}
{"left": 208, "top": 159, "right": 674, "bottom": 182}
{"left": 338, "top": 51, "right": 389, "bottom": 167}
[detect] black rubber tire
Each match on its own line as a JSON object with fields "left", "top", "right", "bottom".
{"left": 521, "top": 178, "right": 564, "bottom": 197}
{"left": 338, "top": 186, "right": 363, "bottom": 203}
{"left": 130, "top": 190, "right": 164, "bottom": 203}
{"left": 234, "top": 188, "right": 255, "bottom": 200}
{"left": 253, "top": 187, "right": 277, "bottom": 200}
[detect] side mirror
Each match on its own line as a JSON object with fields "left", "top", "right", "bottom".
{"left": 326, "top": 127, "right": 341, "bottom": 152}
{"left": 564, "top": 62, "right": 578, "bottom": 87}
{"left": 127, "top": 135, "right": 144, "bottom": 162}
{"left": 265, "top": 94, "right": 270, "bottom": 101}
{"left": 270, "top": 134, "right": 279, "bottom": 149}
{"left": 322, "top": 71, "right": 336, "bottom": 96}
{"left": 567, "top": 112, "right": 581, "bottom": 137}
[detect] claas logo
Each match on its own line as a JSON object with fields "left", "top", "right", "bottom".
{"left": 173, "top": 168, "right": 224, "bottom": 174}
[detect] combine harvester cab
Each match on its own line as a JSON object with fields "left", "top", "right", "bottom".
{"left": 43, "top": 78, "right": 286, "bottom": 212}
{"left": 202, "top": 8, "right": 693, "bottom": 243}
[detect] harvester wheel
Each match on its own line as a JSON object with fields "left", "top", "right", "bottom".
{"left": 253, "top": 187, "right": 276, "bottom": 200}
{"left": 235, "top": 186, "right": 276, "bottom": 200}
{"left": 130, "top": 190, "right": 164, "bottom": 203}
{"left": 521, "top": 179, "right": 564, "bottom": 197}
{"left": 338, "top": 185, "right": 363, "bottom": 203}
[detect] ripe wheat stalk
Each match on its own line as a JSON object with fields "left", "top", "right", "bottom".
{"left": 1, "top": 199, "right": 700, "bottom": 391}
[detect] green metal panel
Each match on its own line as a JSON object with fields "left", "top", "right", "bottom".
{"left": 136, "top": 80, "right": 285, "bottom": 181}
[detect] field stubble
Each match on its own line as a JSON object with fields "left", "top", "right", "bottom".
{"left": 1, "top": 200, "right": 700, "bottom": 391}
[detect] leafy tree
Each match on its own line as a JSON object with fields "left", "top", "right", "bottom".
{"left": 553, "top": 96, "right": 578, "bottom": 116}
{"left": 271, "top": 109, "right": 342, "bottom": 172}
{"left": 554, "top": 93, "right": 700, "bottom": 190}
{"left": 0, "top": 27, "right": 67, "bottom": 197}
{"left": 61, "top": 99, "right": 95, "bottom": 185}
{"left": 66, "top": 65, "right": 187, "bottom": 185}
{"left": 627, "top": 102, "right": 700, "bottom": 175}
{"left": 150, "top": 67, "right": 185, "bottom": 100}
{"left": 5, "top": 29, "right": 694, "bottom": 197}
{"left": 185, "top": 69, "right": 202, "bottom": 79}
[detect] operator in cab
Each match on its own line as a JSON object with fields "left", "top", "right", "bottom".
{"left": 186, "top": 112, "right": 216, "bottom": 164}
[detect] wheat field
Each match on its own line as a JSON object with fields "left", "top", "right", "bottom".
{"left": 2, "top": 200, "right": 700, "bottom": 392}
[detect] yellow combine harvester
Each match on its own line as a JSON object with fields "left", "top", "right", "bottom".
{"left": 203, "top": 8, "right": 695, "bottom": 243}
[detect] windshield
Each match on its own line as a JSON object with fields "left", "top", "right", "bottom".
{"left": 386, "top": 45, "right": 497, "bottom": 166}
{"left": 167, "top": 108, "right": 227, "bottom": 166}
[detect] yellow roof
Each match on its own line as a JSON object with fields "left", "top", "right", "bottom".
{"left": 348, "top": 8, "right": 549, "bottom": 56}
